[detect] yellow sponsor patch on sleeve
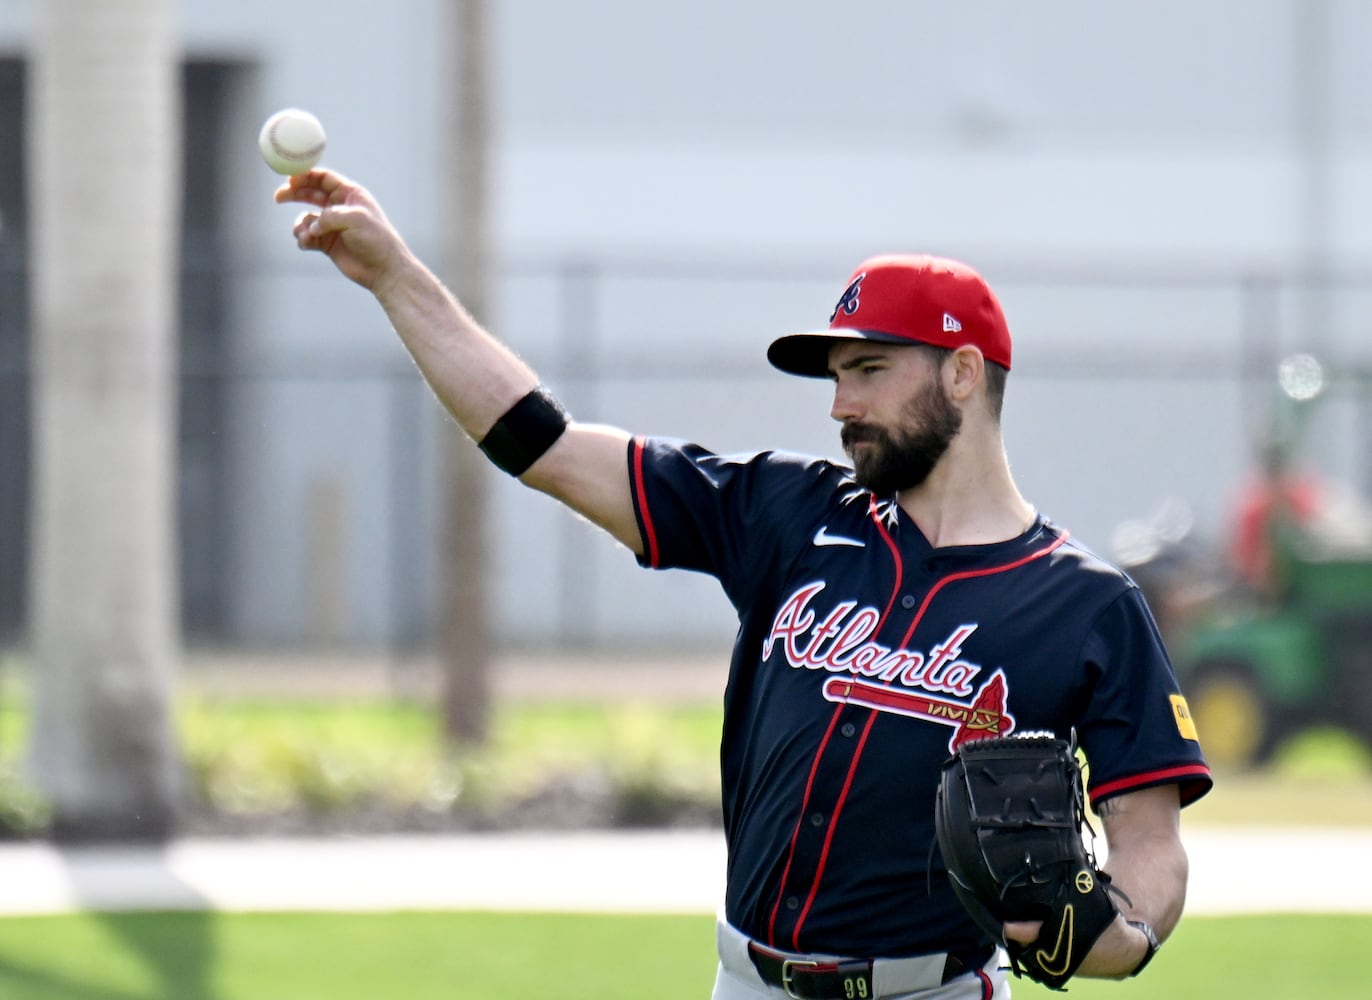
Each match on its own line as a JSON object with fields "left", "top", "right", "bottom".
{"left": 1171, "top": 694, "right": 1199, "bottom": 741}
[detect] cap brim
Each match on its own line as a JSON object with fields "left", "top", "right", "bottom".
{"left": 767, "top": 329, "right": 914, "bottom": 378}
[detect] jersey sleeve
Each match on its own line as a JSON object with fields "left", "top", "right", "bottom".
{"left": 1075, "top": 587, "right": 1213, "bottom": 808}
{"left": 627, "top": 435, "right": 839, "bottom": 610}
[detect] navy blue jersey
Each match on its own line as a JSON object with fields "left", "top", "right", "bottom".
{"left": 627, "top": 436, "right": 1211, "bottom": 961}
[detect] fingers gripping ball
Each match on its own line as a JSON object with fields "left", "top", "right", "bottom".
{"left": 259, "top": 108, "right": 327, "bottom": 175}
{"left": 934, "top": 735, "right": 1121, "bottom": 990}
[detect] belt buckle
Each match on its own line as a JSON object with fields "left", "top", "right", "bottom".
{"left": 780, "top": 958, "right": 820, "bottom": 1000}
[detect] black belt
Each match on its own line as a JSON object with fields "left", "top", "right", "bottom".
{"left": 747, "top": 942, "right": 992, "bottom": 1000}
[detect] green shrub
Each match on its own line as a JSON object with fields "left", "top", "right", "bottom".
{"left": 0, "top": 762, "right": 50, "bottom": 837}
{"left": 174, "top": 697, "right": 723, "bottom": 833}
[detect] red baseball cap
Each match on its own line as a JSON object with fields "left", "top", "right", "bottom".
{"left": 767, "top": 254, "right": 1012, "bottom": 378}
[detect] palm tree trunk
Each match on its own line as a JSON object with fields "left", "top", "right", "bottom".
{"left": 438, "top": 0, "right": 494, "bottom": 746}
{"left": 26, "top": 0, "right": 182, "bottom": 841}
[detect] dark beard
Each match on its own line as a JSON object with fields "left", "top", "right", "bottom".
{"left": 841, "top": 380, "right": 963, "bottom": 496}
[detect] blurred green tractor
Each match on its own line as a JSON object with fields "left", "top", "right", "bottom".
{"left": 1173, "top": 530, "right": 1372, "bottom": 769}
{"left": 1120, "top": 354, "right": 1372, "bottom": 770}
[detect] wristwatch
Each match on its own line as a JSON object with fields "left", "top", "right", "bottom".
{"left": 1126, "top": 919, "right": 1161, "bottom": 976}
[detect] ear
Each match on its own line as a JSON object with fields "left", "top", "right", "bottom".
{"left": 945, "top": 346, "right": 985, "bottom": 403}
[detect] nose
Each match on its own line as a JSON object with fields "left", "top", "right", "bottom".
{"left": 830, "top": 378, "right": 861, "bottom": 423}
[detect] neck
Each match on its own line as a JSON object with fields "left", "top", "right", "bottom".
{"left": 895, "top": 431, "right": 1035, "bottom": 548}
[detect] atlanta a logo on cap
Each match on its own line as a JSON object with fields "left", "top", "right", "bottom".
{"left": 942, "top": 313, "right": 962, "bottom": 333}
{"left": 830, "top": 274, "right": 866, "bottom": 323}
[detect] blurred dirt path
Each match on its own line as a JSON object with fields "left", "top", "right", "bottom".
{"left": 1, "top": 826, "right": 1369, "bottom": 917}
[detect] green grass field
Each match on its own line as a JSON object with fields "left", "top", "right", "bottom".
{"left": 2, "top": 666, "right": 1370, "bottom": 999}
{"left": 0, "top": 911, "right": 1362, "bottom": 1000}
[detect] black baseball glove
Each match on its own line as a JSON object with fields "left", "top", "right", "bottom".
{"left": 933, "top": 734, "right": 1122, "bottom": 990}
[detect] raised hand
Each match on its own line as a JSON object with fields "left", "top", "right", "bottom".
{"left": 274, "top": 170, "right": 412, "bottom": 293}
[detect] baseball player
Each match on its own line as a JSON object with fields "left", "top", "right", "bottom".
{"left": 277, "top": 170, "right": 1212, "bottom": 999}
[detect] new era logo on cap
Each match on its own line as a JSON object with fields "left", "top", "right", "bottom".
{"left": 767, "top": 254, "right": 1013, "bottom": 378}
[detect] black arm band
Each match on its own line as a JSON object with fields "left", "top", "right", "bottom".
{"left": 477, "top": 385, "right": 570, "bottom": 476}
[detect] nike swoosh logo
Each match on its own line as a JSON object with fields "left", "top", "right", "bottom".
{"left": 1034, "top": 903, "right": 1075, "bottom": 977}
{"left": 813, "top": 526, "right": 866, "bottom": 548}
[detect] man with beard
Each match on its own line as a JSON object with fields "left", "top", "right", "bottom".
{"left": 277, "top": 170, "right": 1211, "bottom": 1000}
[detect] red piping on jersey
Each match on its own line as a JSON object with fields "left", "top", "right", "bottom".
{"left": 869, "top": 498, "right": 905, "bottom": 623}
{"left": 1091, "top": 763, "right": 1213, "bottom": 807}
{"left": 631, "top": 437, "right": 661, "bottom": 568}
{"left": 895, "top": 530, "right": 1070, "bottom": 650}
{"left": 975, "top": 968, "right": 993, "bottom": 998}
{"left": 791, "top": 709, "right": 879, "bottom": 946}
{"left": 770, "top": 510, "right": 1070, "bottom": 948}
{"left": 766, "top": 707, "right": 846, "bottom": 945}
{"left": 768, "top": 499, "right": 905, "bottom": 943}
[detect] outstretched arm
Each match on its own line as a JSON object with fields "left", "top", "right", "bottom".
{"left": 276, "top": 169, "right": 642, "bottom": 553}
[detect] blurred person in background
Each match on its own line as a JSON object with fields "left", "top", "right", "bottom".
{"left": 1228, "top": 433, "right": 1324, "bottom": 602}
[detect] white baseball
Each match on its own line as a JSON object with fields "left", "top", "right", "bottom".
{"left": 258, "top": 108, "right": 327, "bottom": 175}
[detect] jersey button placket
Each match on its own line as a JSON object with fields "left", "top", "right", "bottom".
{"left": 772, "top": 706, "right": 860, "bottom": 947}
